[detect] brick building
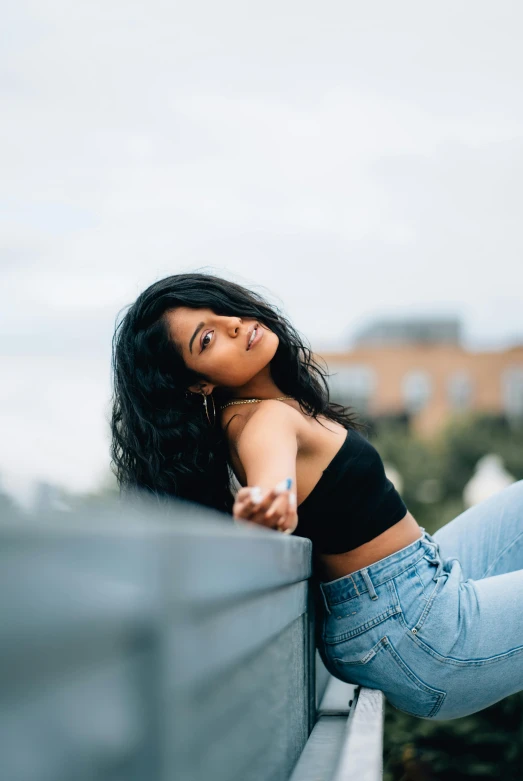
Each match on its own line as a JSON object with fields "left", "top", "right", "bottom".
{"left": 318, "top": 318, "right": 523, "bottom": 436}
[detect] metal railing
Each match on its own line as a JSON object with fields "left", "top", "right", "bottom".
{"left": 0, "top": 495, "right": 383, "bottom": 781}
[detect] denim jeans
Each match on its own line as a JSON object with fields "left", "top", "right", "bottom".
{"left": 314, "top": 480, "right": 523, "bottom": 720}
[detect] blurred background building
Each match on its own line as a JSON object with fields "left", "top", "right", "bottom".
{"left": 321, "top": 317, "right": 523, "bottom": 436}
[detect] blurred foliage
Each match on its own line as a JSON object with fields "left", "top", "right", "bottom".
{"left": 56, "top": 471, "right": 120, "bottom": 513}
{"left": 368, "top": 413, "right": 523, "bottom": 534}
{"left": 366, "top": 413, "right": 523, "bottom": 780}
{"left": 0, "top": 483, "right": 25, "bottom": 519}
{"left": 383, "top": 693, "right": 523, "bottom": 781}
{"left": 436, "top": 414, "right": 523, "bottom": 502}
{"left": 14, "top": 471, "right": 121, "bottom": 517}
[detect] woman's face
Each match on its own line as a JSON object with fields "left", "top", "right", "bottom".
{"left": 165, "top": 307, "right": 279, "bottom": 391}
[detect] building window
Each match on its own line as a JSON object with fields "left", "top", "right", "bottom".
{"left": 447, "top": 371, "right": 473, "bottom": 410}
{"left": 327, "top": 364, "right": 376, "bottom": 413}
{"left": 402, "top": 370, "right": 432, "bottom": 414}
{"left": 502, "top": 366, "right": 523, "bottom": 419}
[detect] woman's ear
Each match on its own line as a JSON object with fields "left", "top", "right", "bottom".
{"left": 187, "top": 383, "right": 215, "bottom": 395}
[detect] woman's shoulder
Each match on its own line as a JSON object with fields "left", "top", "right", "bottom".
{"left": 221, "top": 399, "right": 306, "bottom": 450}
{"left": 221, "top": 398, "right": 347, "bottom": 459}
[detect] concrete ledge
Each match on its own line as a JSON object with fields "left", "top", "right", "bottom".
{"left": 290, "top": 679, "right": 384, "bottom": 781}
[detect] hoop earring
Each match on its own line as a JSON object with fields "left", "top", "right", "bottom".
{"left": 201, "top": 391, "right": 217, "bottom": 427}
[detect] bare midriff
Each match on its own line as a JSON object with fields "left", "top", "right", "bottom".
{"left": 315, "top": 510, "right": 423, "bottom": 582}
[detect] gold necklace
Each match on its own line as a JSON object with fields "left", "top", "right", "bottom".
{"left": 220, "top": 395, "right": 294, "bottom": 410}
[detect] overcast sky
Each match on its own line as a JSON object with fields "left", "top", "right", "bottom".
{"left": 2, "top": 1, "right": 523, "bottom": 506}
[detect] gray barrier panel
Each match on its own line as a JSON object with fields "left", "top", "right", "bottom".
{"left": 0, "top": 495, "right": 315, "bottom": 781}
{"left": 0, "top": 494, "right": 383, "bottom": 780}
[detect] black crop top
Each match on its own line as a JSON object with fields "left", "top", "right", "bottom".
{"left": 291, "top": 427, "right": 407, "bottom": 554}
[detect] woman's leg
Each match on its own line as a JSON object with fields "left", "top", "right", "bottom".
{"left": 414, "top": 558, "right": 523, "bottom": 717}
{"left": 431, "top": 479, "right": 523, "bottom": 580}
{"left": 407, "top": 481, "right": 523, "bottom": 717}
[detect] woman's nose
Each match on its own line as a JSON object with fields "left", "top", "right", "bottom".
{"left": 228, "top": 317, "right": 242, "bottom": 335}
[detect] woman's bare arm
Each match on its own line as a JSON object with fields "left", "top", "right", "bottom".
{"left": 232, "top": 400, "right": 300, "bottom": 532}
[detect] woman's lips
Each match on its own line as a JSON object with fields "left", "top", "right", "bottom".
{"left": 247, "top": 324, "right": 263, "bottom": 350}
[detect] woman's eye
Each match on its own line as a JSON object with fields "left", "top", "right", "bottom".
{"left": 201, "top": 331, "right": 213, "bottom": 351}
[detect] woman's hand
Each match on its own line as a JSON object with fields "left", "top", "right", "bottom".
{"left": 233, "top": 479, "right": 298, "bottom": 534}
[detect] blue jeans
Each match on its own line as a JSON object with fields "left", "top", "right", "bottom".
{"left": 315, "top": 480, "right": 523, "bottom": 720}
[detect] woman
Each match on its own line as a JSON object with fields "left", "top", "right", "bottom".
{"left": 111, "top": 272, "right": 523, "bottom": 721}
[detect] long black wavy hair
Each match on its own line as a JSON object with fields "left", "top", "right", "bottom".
{"left": 110, "top": 272, "right": 363, "bottom": 516}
